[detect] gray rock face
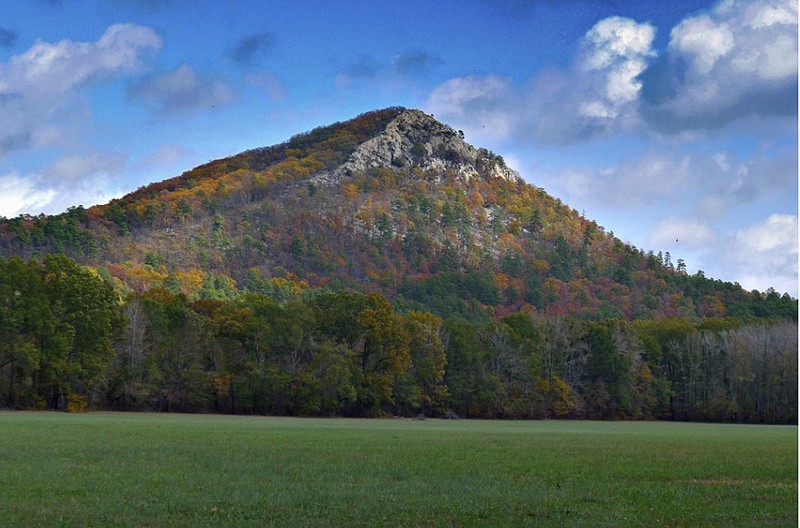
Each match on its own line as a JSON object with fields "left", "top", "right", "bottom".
{"left": 311, "top": 109, "right": 519, "bottom": 186}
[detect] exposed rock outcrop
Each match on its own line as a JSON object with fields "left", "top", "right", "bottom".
{"left": 311, "top": 109, "right": 519, "bottom": 186}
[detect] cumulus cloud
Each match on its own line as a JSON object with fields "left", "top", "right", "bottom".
{"left": 736, "top": 213, "right": 797, "bottom": 253}
{"left": 640, "top": 0, "right": 798, "bottom": 131}
{"left": 670, "top": 15, "right": 734, "bottom": 74}
{"left": 228, "top": 32, "right": 274, "bottom": 68}
{"left": 581, "top": 16, "right": 656, "bottom": 105}
{"left": 426, "top": 16, "right": 656, "bottom": 145}
{"left": 0, "top": 150, "right": 126, "bottom": 217}
{"left": 1, "top": 24, "right": 161, "bottom": 97}
{"left": 426, "top": 75, "right": 516, "bottom": 140}
{"left": 535, "top": 16, "right": 656, "bottom": 142}
{"left": 644, "top": 213, "right": 797, "bottom": 295}
{"left": 732, "top": 214, "right": 798, "bottom": 294}
{"left": 0, "top": 24, "right": 162, "bottom": 156}
{"left": 429, "top": 1, "right": 797, "bottom": 143}
{"left": 0, "top": 173, "right": 56, "bottom": 218}
{"left": 129, "top": 64, "right": 235, "bottom": 113}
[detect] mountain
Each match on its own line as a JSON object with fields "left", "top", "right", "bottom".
{"left": 1, "top": 107, "right": 796, "bottom": 421}
{"left": 0, "top": 107, "right": 795, "bottom": 321}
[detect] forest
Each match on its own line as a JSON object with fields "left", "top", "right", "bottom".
{"left": 1, "top": 255, "right": 795, "bottom": 424}
{"left": 0, "top": 109, "right": 796, "bottom": 423}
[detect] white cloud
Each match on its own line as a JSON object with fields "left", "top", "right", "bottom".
{"left": 681, "top": 0, "right": 798, "bottom": 80}
{"left": 670, "top": 16, "right": 735, "bottom": 74}
{"left": 542, "top": 142, "right": 796, "bottom": 294}
{"left": 560, "top": 143, "right": 795, "bottom": 220}
{"left": 733, "top": 34, "right": 797, "bottom": 80}
{"left": 642, "top": 0, "right": 797, "bottom": 131}
{"left": 712, "top": 152, "right": 730, "bottom": 172}
{"left": 0, "top": 24, "right": 161, "bottom": 157}
{"left": 0, "top": 173, "right": 56, "bottom": 218}
{"left": 582, "top": 16, "right": 656, "bottom": 105}
{"left": 535, "top": 16, "right": 656, "bottom": 141}
{"left": 583, "top": 16, "right": 655, "bottom": 68}
{"left": 425, "top": 17, "right": 657, "bottom": 146}
{"left": 0, "top": 25, "right": 162, "bottom": 218}
{"left": 579, "top": 101, "right": 615, "bottom": 119}
{"left": 427, "top": 75, "right": 510, "bottom": 115}
{"left": 732, "top": 214, "right": 798, "bottom": 294}
{"left": 1, "top": 24, "right": 161, "bottom": 97}
{"left": 0, "top": 150, "right": 128, "bottom": 217}
{"left": 736, "top": 213, "right": 797, "bottom": 253}
{"left": 643, "top": 214, "right": 798, "bottom": 295}
{"left": 426, "top": 75, "right": 515, "bottom": 141}
{"left": 750, "top": 1, "right": 798, "bottom": 28}
{"left": 427, "top": 0, "right": 796, "bottom": 141}
{"left": 559, "top": 168, "right": 594, "bottom": 201}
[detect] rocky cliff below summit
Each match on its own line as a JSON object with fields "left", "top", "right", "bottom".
{"left": 313, "top": 109, "right": 519, "bottom": 186}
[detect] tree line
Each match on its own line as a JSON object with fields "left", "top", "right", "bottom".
{"left": 0, "top": 256, "right": 796, "bottom": 423}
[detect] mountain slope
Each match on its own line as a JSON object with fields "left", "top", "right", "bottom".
{"left": 0, "top": 108, "right": 795, "bottom": 321}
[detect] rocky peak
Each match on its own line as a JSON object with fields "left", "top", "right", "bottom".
{"left": 312, "top": 109, "right": 519, "bottom": 185}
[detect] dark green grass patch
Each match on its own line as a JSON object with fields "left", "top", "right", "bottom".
{"left": 1, "top": 413, "right": 796, "bottom": 527}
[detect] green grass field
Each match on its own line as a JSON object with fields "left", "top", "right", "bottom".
{"left": 0, "top": 413, "right": 796, "bottom": 527}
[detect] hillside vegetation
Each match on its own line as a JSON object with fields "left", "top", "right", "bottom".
{"left": 1, "top": 108, "right": 794, "bottom": 321}
{"left": 0, "top": 108, "right": 796, "bottom": 421}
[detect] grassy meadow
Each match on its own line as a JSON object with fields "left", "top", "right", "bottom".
{"left": 0, "top": 412, "right": 796, "bottom": 527}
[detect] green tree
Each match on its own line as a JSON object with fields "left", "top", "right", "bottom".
{"left": 106, "top": 293, "right": 152, "bottom": 410}
{"left": 0, "top": 256, "right": 122, "bottom": 409}
{"left": 584, "top": 320, "right": 632, "bottom": 418}
{"left": 550, "top": 235, "right": 574, "bottom": 281}
{"left": 41, "top": 255, "right": 123, "bottom": 408}
{"left": 0, "top": 257, "right": 49, "bottom": 408}
{"left": 176, "top": 199, "right": 193, "bottom": 222}
{"left": 396, "top": 311, "right": 448, "bottom": 415}
{"left": 142, "top": 289, "right": 211, "bottom": 412}
{"left": 442, "top": 318, "right": 498, "bottom": 417}
{"left": 356, "top": 293, "right": 411, "bottom": 414}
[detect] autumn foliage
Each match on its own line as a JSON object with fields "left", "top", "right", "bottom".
{"left": 0, "top": 108, "right": 796, "bottom": 421}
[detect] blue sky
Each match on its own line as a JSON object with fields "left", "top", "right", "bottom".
{"left": 0, "top": 0, "right": 797, "bottom": 295}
